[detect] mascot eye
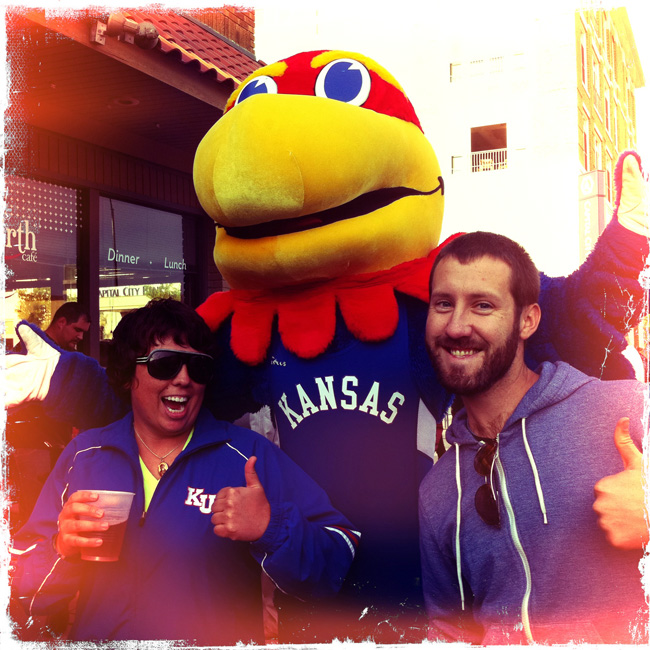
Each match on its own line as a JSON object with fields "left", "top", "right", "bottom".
{"left": 235, "top": 76, "right": 278, "bottom": 105}
{"left": 314, "top": 59, "right": 371, "bottom": 106}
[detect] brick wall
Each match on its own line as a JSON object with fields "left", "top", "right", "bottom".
{"left": 189, "top": 7, "right": 255, "bottom": 55}
{"left": 575, "top": 9, "right": 638, "bottom": 176}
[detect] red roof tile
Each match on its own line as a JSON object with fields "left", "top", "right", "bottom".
{"left": 116, "top": 9, "right": 261, "bottom": 89}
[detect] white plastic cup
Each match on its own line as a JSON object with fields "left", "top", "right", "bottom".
{"left": 80, "top": 490, "right": 135, "bottom": 562}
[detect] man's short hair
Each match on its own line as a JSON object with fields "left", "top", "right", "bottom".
{"left": 430, "top": 231, "right": 540, "bottom": 312}
{"left": 50, "top": 302, "right": 90, "bottom": 325}
{"left": 106, "top": 298, "right": 214, "bottom": 403}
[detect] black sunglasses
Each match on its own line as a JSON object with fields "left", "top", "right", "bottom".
{"left": 136, "top": 349, "right": 214, "bottom": 385}
{"left": 474, "top": 438, "right": 500, "bottom": 527}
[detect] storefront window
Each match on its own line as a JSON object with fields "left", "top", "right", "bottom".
{"left": 3, "top": 183, "right": 200, "bottom": 352}
{"left": 4, "top": 176, "right": 82, "bottom": 349}
{"left": 99, "top": 198, "right": 197, "bottom": 340}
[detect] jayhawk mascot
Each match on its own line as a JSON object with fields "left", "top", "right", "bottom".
{"left": 7, "top": 50, "right": 648, "bottom": 643}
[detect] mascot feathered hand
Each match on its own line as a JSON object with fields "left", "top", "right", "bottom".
{"left": 7, "top": 50, "right": 649, "bottom": 644}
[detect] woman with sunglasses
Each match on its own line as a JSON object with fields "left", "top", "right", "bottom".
{"left": 10, "top": 298, "right": 360, "bottom": 645}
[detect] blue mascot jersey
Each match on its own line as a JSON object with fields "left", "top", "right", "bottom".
{"left": 268, "top": 301, "right": 428, "bottom": 638}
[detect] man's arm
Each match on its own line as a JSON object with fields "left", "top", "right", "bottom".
{"left": 528, "top": 152, "right": 648, "bottom": 381}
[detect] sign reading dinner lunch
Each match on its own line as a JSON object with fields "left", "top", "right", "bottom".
{"left": 106, "top": 247, "right": 187, "bottom": 270}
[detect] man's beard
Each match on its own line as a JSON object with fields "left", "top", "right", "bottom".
{"left": 430, "top": 322, "right": 520, "bottom": 396}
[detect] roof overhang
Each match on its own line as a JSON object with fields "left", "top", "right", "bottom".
{"left": 6, "top": 9, "right": 260, "bottom": 173}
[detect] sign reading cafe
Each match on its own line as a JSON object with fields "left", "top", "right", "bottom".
{"left": 5, "top": 220, "right": 38, "bottom": 262}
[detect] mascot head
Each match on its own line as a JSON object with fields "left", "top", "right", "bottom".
{"left": 194, "top": 50, "right": 444, "bottom": 290}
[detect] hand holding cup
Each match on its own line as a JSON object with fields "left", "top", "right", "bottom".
{"left": 57, "top": 490, "right": 134, "bottom": 561}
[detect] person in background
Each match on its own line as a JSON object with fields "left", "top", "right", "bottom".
{"left": 10, "top": 298, "right": 359, "bottom": 645}
{"left": 419, "top": 232, "right": 647, "bottom": 645}
{"left": 11, "top": 302, "right": 90, "bottom": 353}
{"left": 43, "top": 302, "right": 91, "bottom": 351}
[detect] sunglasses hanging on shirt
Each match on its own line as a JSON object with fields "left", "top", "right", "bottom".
{"left": 474, "top": 438, "right": 500, "bottom": 527}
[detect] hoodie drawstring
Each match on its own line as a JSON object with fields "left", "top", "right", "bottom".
{"left": 454, "top": 443, "right": 466, "bottom": 610}
{"left": 453, "top": 421, "right": 545, "bottom": 613}
{"left": 520, "top": 417, "right": 548, "bottom": 524}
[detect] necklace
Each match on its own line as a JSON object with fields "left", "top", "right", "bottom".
{"left": 135, "top": 429, "right": 187, "bottom": 477}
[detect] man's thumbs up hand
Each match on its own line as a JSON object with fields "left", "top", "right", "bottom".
{"left": 593, "top": 418, "right": 648, "bottom": 550}
{"left": 614, "top": 416, "right": 643, "bottom": 470}
{"left": 212, "top": 456, "right": 271, "bottom": 541}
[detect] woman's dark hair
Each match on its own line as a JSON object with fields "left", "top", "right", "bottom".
{"left": 430, "top": 231, "right": 540, "bottom": 315}
{"left": 106, "top": 298, "right": 214, "bottom": 404}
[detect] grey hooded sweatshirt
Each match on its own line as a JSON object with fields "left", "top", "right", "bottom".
{"left": 419, "top": 361, "right": 647, "bottom": 645}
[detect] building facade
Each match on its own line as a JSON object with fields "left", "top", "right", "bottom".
{"left": 577, "top": 9, "right": 642, "bottom": 191}
{"left": 3, "top": 8, "right": 261, "bottom": 359}
{"left": 425, "top": 6, "right": 643, "bottom": 278}
{"left": 576, "top": 9, "right": 643, "bottom": 261}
